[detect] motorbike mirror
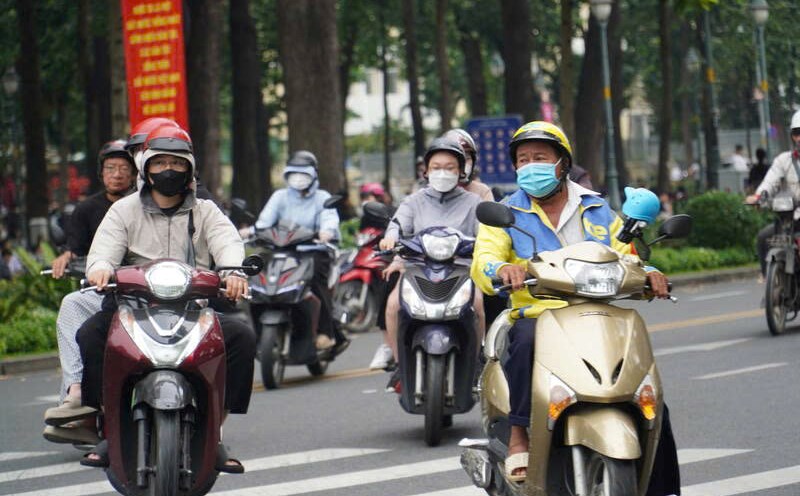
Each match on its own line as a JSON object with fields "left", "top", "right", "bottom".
{"left": 241, "top": 255, "right": 265, "bottom": 276}
{"left": 657, "top": 214, "right": 692, "bottom": 240}
{"left": 363, "top": 201, "right": 392, "bottom": 223}
{"left": 231, "top": 197, "right": 248, "bottom": 212}
{"left": 476, "top": 201, "right": 515, "bottom": 228}
{"left": 323, "top": 195, "right": 344, "bottom": 209}
{"left": 230, "top": 197, "right": 257, "bottom": 224}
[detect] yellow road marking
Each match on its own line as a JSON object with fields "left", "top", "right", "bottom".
{"left": 253, "top": 368, "right": 383, "bottom": 392}
{"left": 649, "top": 308, "right": 762, "bottom": 332}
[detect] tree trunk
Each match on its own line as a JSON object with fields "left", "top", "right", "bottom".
{"left": 186, "top": 0, "right": 222, "bottom": 198}
{"left": 94, "top": 36, "right": 113, "bottom": 147}
{"left": 679, "top": 22, "right": 693, "bottom": 172}
{"left": 656, "top": 0, "right": 672, "bottom": 194}
{"left": 379, "top": 4, "right": 392, "bottom": 189}
{"left": 78, "top": 0, "right": 101, "bottom": 193}
{"left": 230, "top": 0, "right": 269, "bottom": 211}
{"left": 558, "top": 0, "right": 575, "bottom": 140}
{"left": 609, "top": 0, "right": 628, "bottom": 190}
{"left": 455, "top": 8, "right": 488, "bottom": 117}
{"left": 338, "top": 2, "right": 359, "bottom": 121}
{"left": 574, "top": 15, "right": 604, "bottom": 181}
{"left": 277, "top": 0, "right": 345, "bottom": 194}
{"left": 499, "top": 0, "right": 538, "bottom": 121}
{"left": 109, "top": 0, "right": 128, "bottom": 137}
{"left": 256, "top": 103, "right": 273, "bottom": 206}
{"left": 434, "top": 0, "right": 452, "bottom": 133}
{"left": 402, "top": 0, "right": 425, "bottom": 161}
{"left": 16, "top": 0, "right": 48, "bottom": 231}
{"left": 695, "top": 13, "right": 720, "bottom": 189}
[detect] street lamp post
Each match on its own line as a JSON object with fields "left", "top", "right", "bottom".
{"left": 751, "top": 0, "right": 771, "bottom": 160}
{"left": 686, "top": 47, "right": 706, "bottom": 193}
{"left": 2, "top": 66, "right": 25, "bottom": 247}
{"left": 590, "top": 0, "right": 621, "bottom": 210}
{"left": 702, "top": 10, "right": 721, "bottom": 190}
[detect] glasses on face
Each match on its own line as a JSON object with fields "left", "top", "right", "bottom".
{"left": 102, "top": 164, "right": 133, "bottom": 175}
{"left": 149, "top": 157, "right": 189, "bottom": 172}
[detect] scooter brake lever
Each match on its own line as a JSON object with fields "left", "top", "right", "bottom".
{"left": 493, "top": 278, "right": 537, "bottom": 294}
{"left": 79, "top": 282, "right": 117, "bottom": 294}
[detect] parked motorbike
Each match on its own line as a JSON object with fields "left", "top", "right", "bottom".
{"left": 759, "top": 188, "right": 800, "bottom": 335}
{"left": 333, "top": 201, "right": 392, "bottom": 332}
{"left": 382, "top": 225, "right": 478, "bottom": 446}
{"left": 460, "top": 201, "right": 691, "bottom": 495}
{"left": 79, "top": 256, "right": 262, "bottom": 496}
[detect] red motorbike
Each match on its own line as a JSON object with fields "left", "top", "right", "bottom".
{"left": 334, "top": 206, "right": 391, "bottom": 333}
{"left": 82, "top": 256, "right": 262, "bottom": 496}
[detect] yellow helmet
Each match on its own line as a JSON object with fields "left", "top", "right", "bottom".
{"left": 508, "top": 121, "right": 573, "bottom": 167}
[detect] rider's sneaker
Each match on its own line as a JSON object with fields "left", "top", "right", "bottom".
{"left": 44, "top": 395, "right": 97, "bottom": 426}
{"left": 369, "top": 343, "right": 394, "bottom": 370}
{"left": 384, "top": 368, "right": 401, "bottom": 394}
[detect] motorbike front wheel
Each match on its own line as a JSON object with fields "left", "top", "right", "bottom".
{"left": 766, "top": 260, "right": 789, "bottom": 335}
{"left": 584, "top": 451, "right": 637, "bottom": 496}
{"left": 336, "top": 280, "right": 378, "bottom": 333}
{"left": 424, "top": 354, "right": 446, "bottom": 447}
{"left": 259, "top": 325, "right": 285, "bottom": 389}
{"left": 150, "top": 410, "right": 180, "bottom": 496}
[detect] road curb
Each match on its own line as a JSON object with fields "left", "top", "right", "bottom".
{"left": 0, "top": 266, "right": 759, "bottom": 376}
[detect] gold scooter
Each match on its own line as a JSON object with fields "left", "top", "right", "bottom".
{"left": 460, "top": 201, "right": 691, "bottom": 496}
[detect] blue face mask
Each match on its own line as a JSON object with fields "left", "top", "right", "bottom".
{"left": 516, "top": 159, "right": 563, "bottom": 198}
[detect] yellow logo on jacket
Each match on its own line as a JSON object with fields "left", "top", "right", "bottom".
{"left": 583, "top": 218, "right": 608, "bottom": 241}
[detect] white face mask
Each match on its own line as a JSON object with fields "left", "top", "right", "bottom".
{"left": 428, "top": 169, "right": 459, "bottom": 193}
{"left": 287, "top": 172, "right": 313, "bottom": 191}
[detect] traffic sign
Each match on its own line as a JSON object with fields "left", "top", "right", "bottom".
{"left": 466, "top": 115, "right": 522, "bottom": 186}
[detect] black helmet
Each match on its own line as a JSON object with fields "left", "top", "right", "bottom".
{"left": 423, "top": 137, "right": 466, "bottom": 172}
{"left": 287, "top": 150, "right": 318, "bottom": 169}
{"left": 97, "top": 139, "right": 134, "bottom": 178}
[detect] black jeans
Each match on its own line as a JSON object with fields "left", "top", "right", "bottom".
{"left": 504, "top": 318, "right": 681, "bottom": 495}
{"left": 311, "top": 251, "right": 346, "bottom": 343}
{"left": 77, "top": 296, "right": 256, "bottom": 414}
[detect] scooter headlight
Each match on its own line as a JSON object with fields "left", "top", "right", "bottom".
{"left": 401, "top": 278, "right": 433, "bottom": 319}
{"left": 444, "top": 279, "right": 473, "bottom": 318}
{"left": 145, "top": 261, "right": 191, "bottom": 300}
{"left": 122, "top": 306, "right": 216, "bottom": 367}
{"left": 563, "top": 259, "right": 624, "bottom": 297}
{"left": 356, "top": 232, "right": 376, "bottom": 247}
{"left": 421, "top": 233, "right": 459, "bottom": 261}
{"left": 634, "top": 374, "right": 658, "bottom": 425}
{"left": 548, "top": 374, "right": 577, "bottom": 430}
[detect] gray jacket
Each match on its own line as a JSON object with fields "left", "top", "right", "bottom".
{"left": 385, "top": 186, "right": 482, "bottom": 240}
{"left": 87, "top": 188, "right": 244, "bottom": 276}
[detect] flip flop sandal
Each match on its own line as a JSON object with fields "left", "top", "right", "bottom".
{"left": 504, "top": 452, "right": 529, "bottom": 483}
{"left": 216, "top": 444, "right": 245, "bottom": 474}
{"left": 79, "top": 439, "right": 109, "bottom": 468}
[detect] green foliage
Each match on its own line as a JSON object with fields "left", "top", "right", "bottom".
{"left": 684, "top": 190, "right": 770, "bottom": 249}
{"left": 0, "top": 307, "right": 58, "bottom": 356}
{"left": 339, "top": 218, "right": 360, "bottom": 250}
{"left": 649, "top": 246, "right": 755, "bottom": 274}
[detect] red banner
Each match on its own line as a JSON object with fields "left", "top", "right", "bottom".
{"left": 121, "top": 0, "right": 189, "bottom": 131}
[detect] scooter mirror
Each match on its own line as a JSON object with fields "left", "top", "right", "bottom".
{"left": 241, "top": 254, "right": 265, "bottom": 276}
{"left": 362, "top": 201, "right": 392, "bottom": 223}
{"left": 230, "top": 197, "right": 257, "bottom": 224}
{"left": 231, "top": 197, "right": 248, "bottom": 212}
{"left": 657, "top": 214, "right": 692, "bottom": 240}
{"left": 323, "top": 195, "right": 344, "bottom": 209}
{"left": 476, "top": 201, "right": 515, "bottom": 228}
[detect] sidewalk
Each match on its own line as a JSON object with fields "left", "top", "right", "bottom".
{"left": 0, "top": 265, "right": 759, "bottom": 376}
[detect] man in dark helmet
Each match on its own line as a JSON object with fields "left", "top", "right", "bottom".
{"left": 374, "top": 137, "right": 485, "bottom": 381}
{"left": 43, "top": 139, "right": 136, "bottom": 445}
{"left": 242, "top": 150, "right": 349, "bottom": 352}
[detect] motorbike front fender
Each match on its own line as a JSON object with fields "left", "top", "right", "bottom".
{"left": 260, "top": 309, "right": 290, "bottom": 325}
{"left": 564, "top": 406, "right": 641, "bottom": 460}
{"left": 132, "top": 370, "right": 194, "bottom": 411}
{"left": 339, "top": 268, "right": 372, "bottom": 285}
{"left": 412, "top": 324, "right": 459, "bottom": 355}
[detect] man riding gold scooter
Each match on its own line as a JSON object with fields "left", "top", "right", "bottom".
{"left": 463, "top": 121, "right": 682, "bottom": 495}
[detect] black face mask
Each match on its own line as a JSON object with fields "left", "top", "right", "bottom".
{"left": 149, "top": 169, "right": 189, "bottom": 197}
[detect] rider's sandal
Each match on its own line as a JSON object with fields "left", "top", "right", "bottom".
{"left": 79, "top": 439, "right": 109, "bottom": 468}
{"left": 504, "top": 452, "right": 529, "bottom": 483}
{"left": 216, "top": 444, "right": 245, "bottom": 474}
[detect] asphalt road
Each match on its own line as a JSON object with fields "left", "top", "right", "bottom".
{"left": 2, "top": 276, "right": 800, "bottom": 495}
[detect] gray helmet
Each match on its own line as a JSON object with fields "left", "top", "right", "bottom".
{"left": 423, "top": 137, "right": 466, "bottom": 172}
{"left": 286, "top": 150, "right": 318, "bottom": 169}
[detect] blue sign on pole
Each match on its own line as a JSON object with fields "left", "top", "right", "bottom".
{"left": 466, "top": 115, "right": 523, "bottom": 187}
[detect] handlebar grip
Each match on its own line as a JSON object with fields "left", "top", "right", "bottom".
{"left": 493, "top": 278, "right": 537, "bottom": 294}
{"left": 79, "top": 283, "right": 117, "bottom": 294}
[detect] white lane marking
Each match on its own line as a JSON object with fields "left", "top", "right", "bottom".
{"left": 5, "top": 448, "right": 385, "bottom": 492}
{"left": 682, "top": 464, "right": 800, "bottom": 496}
{"left": 695, "top": 362, "right": 787, "bottom": 380}
{"left": 678, "top": 449, "right": 752, "bottom": 465}
{"left": 655, "top": 338, "right": 751, "bottom": 357}
{"left": 410, "top": 487, "right": 485, "bottom": 496}
{"left": 0, "top": 451, "right": 59, "bottom": 463}
{"left": 362, "top": 389, "right": 378, "bottom": 394}
{"left": 12, "top": 480, "right": 112, "bottom": 496}
{"left": 213, "top": 457, "right": 460, "bottom": 496}
{"left": 688, "top": 290, "right": 751, "bottom": 302}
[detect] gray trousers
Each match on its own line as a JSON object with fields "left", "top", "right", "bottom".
{"left": 56, "top": 291, "right": 103, "bottom": 399}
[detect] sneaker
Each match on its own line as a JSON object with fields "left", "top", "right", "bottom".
{"left": 385, "top": 368, "right": 401, "bottom": 394}
{"left": 369, "top": 344, "right": 394, "bottom": 370}
{"left": 315, "top": 334, "right": 335, "bottom": 350}
{"left": 44, "top": 396, "right": 98, "bottom": 427}
{"left": 43, "top": 424, "right": 100, "bottom": 446}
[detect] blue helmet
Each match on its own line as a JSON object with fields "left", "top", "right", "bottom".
{"left": 622, "top": 187, "right": 660, "bottom": 224}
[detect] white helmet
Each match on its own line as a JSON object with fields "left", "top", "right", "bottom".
{"left": 791, "top": 109, "right": 800, "bottom": 131}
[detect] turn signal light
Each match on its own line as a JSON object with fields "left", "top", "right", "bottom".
{"left": 547, "top": 375, "right": 577, "bottom": 430}
{"left": 634, "top": 375, "right": 658, "bottom": 422}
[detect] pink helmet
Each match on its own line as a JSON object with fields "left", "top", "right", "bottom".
{"left": 360, "top": 182, "right": 385, "bottom": 196}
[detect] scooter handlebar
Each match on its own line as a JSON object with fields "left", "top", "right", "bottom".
{"left": 492, "top": 278, "right": 538, "bottom": 294}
